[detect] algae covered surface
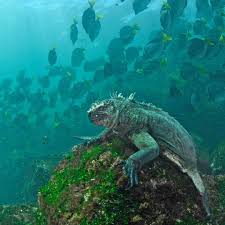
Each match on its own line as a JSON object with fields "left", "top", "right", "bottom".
{"left": 37, "top": 138, "right": 225, "bottom": 225}
{"left": 210, "top": 141, "right": 225, "bottom": 174}
{"left": 1, "top": 138, "right": 224, "bottom": 225}
{"left": 38, "top": 139, "right": 133, "bottom": 225}
{"left": 0, "top": 205, "right": 37, "bottom": 225}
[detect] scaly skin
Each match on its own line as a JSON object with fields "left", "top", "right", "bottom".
{"left": 86, "top": 93, "right": 210, "bottom": 217}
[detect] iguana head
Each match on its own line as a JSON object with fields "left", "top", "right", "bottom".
{"left": 88, "top": 93, "right": 135, "bottom": 128}
{"left": 88, "top": 99, "right": 118, "bottom": 127}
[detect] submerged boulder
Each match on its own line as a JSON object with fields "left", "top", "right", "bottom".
{"left": 37, "top": 137, "right": 225, "bottom": 225}
{"left": 210, "top": 141, "right": 225, "bottom": 175}
{"left": 0, "top": 205, "right": 37, "bottom": 225}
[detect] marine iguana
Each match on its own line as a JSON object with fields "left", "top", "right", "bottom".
{"left": 78, "top": 93, "right": 210, "bottom": 217}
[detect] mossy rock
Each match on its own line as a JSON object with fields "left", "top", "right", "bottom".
{"left": 210, "top": 141, "right": 225, "bottom": 174}
{"left": 0, "top": 205, "right": 37, "bottom": 225}
{"left": 38, "top": 138, "right": 225, "bottom": 225}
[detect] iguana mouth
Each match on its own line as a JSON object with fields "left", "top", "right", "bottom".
{"left": 88, "top": 110, "right": 108, "bottom": 125}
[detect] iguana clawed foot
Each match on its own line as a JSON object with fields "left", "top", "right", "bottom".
{"left": 123, "top": 157, "right": 140, "bottom": 189}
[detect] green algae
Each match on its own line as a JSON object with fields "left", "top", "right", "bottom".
{"left": 35, "top": 209, "right": 47, "bottom": 225}
{"left": 216, "top": 176, "right": 225, "bottom": 208}
{"left": 40, "top": 145, "right": 106, "bottom": 205}
{"left": 79, "top": 176, "right": 133, "bottom": 225}
{"left": 211, "top": 141, "right": 225, "bottom": 173}
{"left": 39, "top": 139, "right": 136, "bottom": 224}
{"left": 38, "top": 138, "right": 225, "bottom": 225}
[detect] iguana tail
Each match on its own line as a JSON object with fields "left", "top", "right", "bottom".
{"left": 187, "top": 169, "right": 211, "bottom": 218}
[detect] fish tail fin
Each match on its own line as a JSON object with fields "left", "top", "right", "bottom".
{"left": 88, "top": 0, "right": 96, "bottom": 7}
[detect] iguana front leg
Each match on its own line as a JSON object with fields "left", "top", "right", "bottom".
{"left": 124, "top": 131, "right": 160, "bottom": 188}
{"left": 73, "top": 129, "right": 113, "bottom": 151}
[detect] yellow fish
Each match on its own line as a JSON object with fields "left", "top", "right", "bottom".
{"left": 162, "top": 1, "right": 171, "bottom": 11}
{"left": 96, "top": 14, "right": 104, "bottom": 20}
{"left": 162, "top": 32, "right": 172, "bottom": 42}
{"left": 197, "top": 64, "right": 207, "bottom": 76}
{"left": 54, "top": 121, "right": 60, "bottom": 128}
{"left": 160, "top": 57, "right": 168, "bottom": 67}
{"left": 219, "top": 34, "right": 225, "bottom": 44}
{"left": 205, "top": 38, "right": 215, "bottom": 46}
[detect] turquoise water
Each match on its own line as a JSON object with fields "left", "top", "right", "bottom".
{"left": 0, "top": 0, "right": 224, "bottom": 204}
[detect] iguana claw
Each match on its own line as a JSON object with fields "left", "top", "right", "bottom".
{"left": 123, "top": 158, "right": 139, "bottom": 189}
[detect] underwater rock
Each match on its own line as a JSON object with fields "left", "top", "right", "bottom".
{"left": 0, "top": 205, "right": 37, "bottom": 225}
{"left": 37, "top": 137, "right": 225, "bottom": 225}
{"left": 210, "top": 141, "right": 225, "bottom": 175}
